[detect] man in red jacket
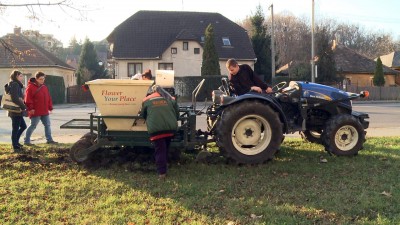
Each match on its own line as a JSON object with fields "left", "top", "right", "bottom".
{"left": 24, "top": 72, "right": 58, "bottom": 145}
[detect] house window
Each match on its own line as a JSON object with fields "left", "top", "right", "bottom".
{"left": 194, "top": 48, "right": 200, "bottom": 54}
{"left": 201, "top": 36, "right": 205, "bottom": 43}
{"left": 128, "top": 63, "right": 142, "bottom": 77}
{"left": 171, "top": 48, "right": 177, "bottom": 54}
{"left": 222, "top": 37, "right": 231, "bottom": 46}
{"left": 159, "top": 63, "right": 173, "bottom": 70}
{"left": 183, "top": 42, "right": 188, "bottom": 51}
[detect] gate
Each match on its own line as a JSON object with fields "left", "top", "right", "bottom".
{"left": 66, "top": 85, "right": 94, "bottom": 103}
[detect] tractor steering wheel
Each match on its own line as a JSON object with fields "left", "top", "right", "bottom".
{"left": 221, "top": 77, "right": 231, "bottom": 96}
{"left": 271, "top": 81, "right": 287, "bottom": 93}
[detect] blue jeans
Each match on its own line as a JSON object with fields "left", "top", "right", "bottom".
{"left": 24, "top": 115, "right": 54, "bottom": 143}
{"left": 11, "top": 116, "right": 27, "bottom": 147}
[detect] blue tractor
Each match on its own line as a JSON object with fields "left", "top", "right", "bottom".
{"left": 206, "top": 79, "right": 370, "bottom": 164}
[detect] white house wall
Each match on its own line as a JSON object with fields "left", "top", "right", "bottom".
{"left": 160, "top": 41, "right": 203, "bottom": 77}
{"left": 219, "top": 60, "right": 256, "bottom": 76}
{"left": 114, "top": 60, "right": 158, "bottom": 79}
{"left": 113, "top": 39, "right": 255, "bottom": 78}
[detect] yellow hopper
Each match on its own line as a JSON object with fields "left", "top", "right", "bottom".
{"left": 86, "top": 79, "right": 153, "bottom": 131}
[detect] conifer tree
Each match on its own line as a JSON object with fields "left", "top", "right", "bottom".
{"left": 250, "top": 5, "right": 271, "bottom": 82}
{"left": 373, "top": 57, "right": 385, "bottom": 86}
{"left": 201, "top": 24, "right": 221, "bottom": 76}
{"left": 76, "top": 38, "right": 107, "bottom": 85}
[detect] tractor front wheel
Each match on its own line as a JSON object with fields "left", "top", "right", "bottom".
{"left": 323, "top": 114, "right": 365, "bottom": 156}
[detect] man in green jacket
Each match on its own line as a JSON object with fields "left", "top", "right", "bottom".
{"left": 140, "top": 85, "right": 179, "bottom": 179}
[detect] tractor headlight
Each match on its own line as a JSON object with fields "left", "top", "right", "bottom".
{"left": 212, "top": 90, "right": 224, "bottom": 105}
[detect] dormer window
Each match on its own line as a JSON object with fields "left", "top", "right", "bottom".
{"left": 201, "top": 36, "right": 205, "bottom": 43}
{"left": 222, "top": 37, "right": 231, "bottom": 46}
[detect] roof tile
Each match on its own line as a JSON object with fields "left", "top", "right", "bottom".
{"left": 0, "top": 34, "right": 74, "bottom": 70}
{"left": 107, "top": 10, "right": 255, "bottom": 60}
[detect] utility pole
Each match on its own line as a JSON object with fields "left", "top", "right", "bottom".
{"left": 269, "top": 4, "right": 275, "bottom": 82}
{"left": 311, "top": 0, "right": 315, "bottom": 83}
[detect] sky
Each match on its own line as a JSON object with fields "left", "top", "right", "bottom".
{"left": 1, "top": 0, "right": 399, "bottom": 47}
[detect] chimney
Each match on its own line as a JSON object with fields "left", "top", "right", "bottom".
{"left": 14, "top": 27, "right": 21, "bottom": 35}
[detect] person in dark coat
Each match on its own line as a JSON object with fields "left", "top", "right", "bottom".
{"left": 4, "top": 70, "right": 27, "bottom": 152}
{"left": 140, "top": 85, "right": 179, "bottom": 179}
{"left": 226, "top": 58, "right": 272, "bottom": 95}
{"left": 24, "top": 72, "right": 58, "bottom": 145}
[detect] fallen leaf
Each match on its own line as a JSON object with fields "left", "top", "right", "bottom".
{"left": 320, "top": 158, "right": 328, "bottom": 163}
{"left": 250, "top": 213, "right": 263, "bottom": 219}
{"left": 381, "top": 191, "right": 392, "bottom": 197}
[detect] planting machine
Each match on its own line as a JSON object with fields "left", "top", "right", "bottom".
{"left": 61, "top": 73, "right": 369, "bottom": 164}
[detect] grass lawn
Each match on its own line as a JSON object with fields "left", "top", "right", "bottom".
{"left": 0, "top": 137, "right": 399, "bottom": 224}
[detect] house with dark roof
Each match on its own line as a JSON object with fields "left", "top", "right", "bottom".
{"left": 333, "top": 42, "right": 399, "bottom": 86}
{"left": 106, "top": 10, "right": 256, "bottom": 78}
{"left": 0, "top": 27, "right": 76, "bottom": 95}
{"left": 379, "top": 51, "right": 400, "bottom": 70}
{"left": 276, "top": 41, "right": 399, "bottom": 87}
{"left": 378, "top": 51, "right": 400, "bottom": 85}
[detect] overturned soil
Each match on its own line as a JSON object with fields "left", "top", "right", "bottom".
{"left": 0, "top": 146, "right": 225, "bottom": 172}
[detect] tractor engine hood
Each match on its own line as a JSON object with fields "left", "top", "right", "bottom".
{"left": 298, "top": 81, "right": 350, "bottom": 101}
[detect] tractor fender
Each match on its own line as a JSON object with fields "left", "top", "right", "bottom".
{"left": 220, "top": 93, "right": 289, "bottom": 133}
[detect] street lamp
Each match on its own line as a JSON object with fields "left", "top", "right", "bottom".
{"left": 311, "top": 0, "right": 315, "bottom": 83}
{"left": 269, "top": 4, "right": 276, "bottom": 82}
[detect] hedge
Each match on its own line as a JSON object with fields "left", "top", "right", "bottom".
{"left": 174, "top": 75, "right": 227, "bottom": 102}
{"left": 44, "top": 75, "right": 65, "bottom": 104}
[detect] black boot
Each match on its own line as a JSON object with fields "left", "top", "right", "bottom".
{"left": 13, "top": 146, "right": 23, "bottom": 153}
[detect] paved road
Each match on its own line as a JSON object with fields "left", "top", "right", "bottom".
{"left": 0, "top": 102, "right": 399, "bottom": 145}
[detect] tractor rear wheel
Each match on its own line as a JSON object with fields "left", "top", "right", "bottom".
{"left": 323, "top": 114, "right": 365, "bottom": 156}
{"left": 216, "top": 100, "right": 283, "bottom": 164}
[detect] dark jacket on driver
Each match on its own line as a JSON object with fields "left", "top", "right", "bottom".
{"left": 229, "top": 64, "right": 269, "bottom": 95}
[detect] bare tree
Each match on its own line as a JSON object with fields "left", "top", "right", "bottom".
{"left": 394, "top": 40, "right": 400, "bottom": 51}
{"left": 333, "top": 23, "right": 395, "bottom": 58}
{"left": 269, "top": 14, "right": 397, "bottom": 64}
{"left": 272, "top": 13, "right": 311, "bottom": 67}
{"left": 238, "top": 11, "right": 399, "bottom": 81}
{"left": 0, "top": 0, "right": 86, "bottom": 21}
{"left": 0, "top": 0, "right": 87, "bottom": 60}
